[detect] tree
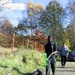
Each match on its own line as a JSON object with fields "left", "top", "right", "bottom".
{"left": 66, "top": 24, "right": 75, "bottom": 50}
{"left": 67, "top": 0, "right": 75, "bottom": 25}
{"left": 23, "top": 1, "right": 44, "bottom": 36}
{"left": 67, "top": 0, "right": 75, "bottom": 16}
{"left": 14, "top": 22, "right": 27, "bottom": 36}
{"left": 35, "top": 30, "right": 47, "bottom": 45}
{"left": 0, "top": 17, "right": 13, "bottom": 35}
{"left": 39, "top": 0, "right": 66, "bottom": 47}
{"left": 66, "top": 0, "right": 75, "bottom": 50}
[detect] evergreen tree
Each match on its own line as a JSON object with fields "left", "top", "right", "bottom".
{"left": 39, "top": 0, "right": 66, "bottom": 46}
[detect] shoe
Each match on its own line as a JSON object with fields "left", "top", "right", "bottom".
{"left": 53, "top": 73, "right": 55, "bottom": 75}
{"left": 63, "top": 65, "right": 65, "bottom": 68}
{"left": 61, "top": 65, "right": 65, "bottom": 68}
{"left": 61, "top": 66, "right": 63, "bottom": 68}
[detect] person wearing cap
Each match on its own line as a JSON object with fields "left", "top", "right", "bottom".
{"left": 45, "top": 35, "right": 57, "bottom": 75}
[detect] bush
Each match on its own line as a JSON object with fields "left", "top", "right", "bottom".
{"left": 56, "top": 54, "right": 61, "bottom": 61}
{"left": 0, "top": 47, "right": 45, "bottom": 75}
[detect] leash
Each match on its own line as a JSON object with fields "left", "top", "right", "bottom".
{"left": 43, "top": 53, "right": 52, "bottom": 66}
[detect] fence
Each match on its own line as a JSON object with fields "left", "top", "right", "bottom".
{"left": 0, "top": 33, "right": 45, "bottom": 52}
{"left": 27, "top": 39, "right": 44, "bottom": 52}
{"left": 0, "top": 33, "right": 15, "bottom": 52}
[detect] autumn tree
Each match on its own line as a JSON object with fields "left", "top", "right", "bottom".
{"left": 35, "top": 30, "right": 47, "bottom": 45}
{"left": 0, "top": 17, "right": 13, "bottom": 35}
{"left": 21, "top": 1, "right": 44, "bottom": 36}
{"left": 0, "top": 17, "right": 13, "bottom": 47}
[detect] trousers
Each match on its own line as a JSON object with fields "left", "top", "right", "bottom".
{"left": 61, "top": 55, "right": 67, "bottom": 66}
{"left": 46, "top": 57, "right": 56, "bottom": 75}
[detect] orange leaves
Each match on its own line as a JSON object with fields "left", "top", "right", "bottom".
{"left": 28, "top": 39, "right": 44, "bottom": 52}
{"left": 35, "top": 30, "right": 47, "bottom": 45}
{"left": 1, "top": 17, "right": 12, "bottom": 29}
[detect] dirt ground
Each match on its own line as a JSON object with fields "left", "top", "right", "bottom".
{"left": 54, "top": 61, "right": 75, "bottom": 75}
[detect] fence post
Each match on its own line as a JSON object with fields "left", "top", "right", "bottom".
{"left": 35, "top": 42, "right": 36, "bottom": 50}
{"left": 27, "top": 39, "right": 29, "bottom": 50}
{"left": 12, "top": 33, "right": 15, "bottom": 52}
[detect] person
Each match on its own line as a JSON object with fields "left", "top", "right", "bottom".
{"left": 45, "top": 35, "right": 57, "bottom": 75}
{"left": 59, "top": 42, "right": 68, "bottom": 68}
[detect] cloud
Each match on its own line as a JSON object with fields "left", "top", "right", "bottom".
{"left": 0, "top": 0, "right": 27, "bottom": 10}
{"left": 0, "top": 0, "right": 11, "bottom": 5}
{"left": 4, "top": 3, "right": 26, "bottom": 10}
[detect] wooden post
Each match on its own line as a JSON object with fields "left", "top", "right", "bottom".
{"left": 12, "top": 33, "right": 15, "bottom": 52}
{"left": 27, "top": 39, "right": 29, "bottom": 50}
{"left": 35, "top": 42, "right": 36, "bottom": 50}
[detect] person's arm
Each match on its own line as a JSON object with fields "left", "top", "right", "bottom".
{"left": 66, "top": 46, "right": 69, "bottom": 58}
{"left": 52, "top": 42, "right": 58, "bottom": 55}
{"left": 59, "top": 47, "right": 62, "bottom": 56}
{"left": 51, "top": 51, "right": 58, "bottom": 55}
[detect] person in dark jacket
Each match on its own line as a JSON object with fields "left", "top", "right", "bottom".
{"left": 59, "top": 42, "right": 68, "bottom": 68}
{"left": 45, "top": 35, "right": 57, "bottom": 75}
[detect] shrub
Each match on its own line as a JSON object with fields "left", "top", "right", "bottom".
{"left": 0, "top": 47, "right": 45, "bottom": 75}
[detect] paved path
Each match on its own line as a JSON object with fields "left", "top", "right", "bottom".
{"left": 54, "top": 61, "right": 75, "bottom": 75}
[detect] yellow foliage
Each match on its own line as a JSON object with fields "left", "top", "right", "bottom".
{"left": 28, "top": 1, "right": 34, "bottom": 8}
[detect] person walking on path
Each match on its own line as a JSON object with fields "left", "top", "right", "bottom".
{"left": 59, "top": 42, "right": 68, "bottom": 68}
{"left": 45, "top": 35, "right": 57, "bottom": 75}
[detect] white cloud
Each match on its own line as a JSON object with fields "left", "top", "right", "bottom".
{"left": 0, "top": 0, "right": 27, "bottom": 10}
{"left": 4, "top": 3, "right": 26, "bottom": 10}
{"left": 0, "top": 0, "right": 11, "bottom": 5}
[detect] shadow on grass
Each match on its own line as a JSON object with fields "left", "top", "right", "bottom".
{"left": 56, "top": 66, "right": 75, "bottom": 69}
{"left": 0, "top": 65, "right": 8, "bottom": 68}
{"left": 13, "top": 67, "right": 44, "bottom": 75}
{"left": 56, "top": 69, "right": 75, "bottom": 72}
{"left": 0, "top": 66, "right": 44, "bottom": 75}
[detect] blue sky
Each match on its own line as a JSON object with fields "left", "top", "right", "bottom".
{"left": 0, "top": 0, "right": 68, "bottom": 27}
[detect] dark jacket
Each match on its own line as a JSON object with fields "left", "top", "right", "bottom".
{"left": 45, "top": 41, "right": 57, "bottom": 57}
{"left": 60, "top": 45, "right": 68, "bottom": 56}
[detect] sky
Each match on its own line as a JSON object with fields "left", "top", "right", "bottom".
{"left": 0, "top": 0, "right": 69, "bottom": 27}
